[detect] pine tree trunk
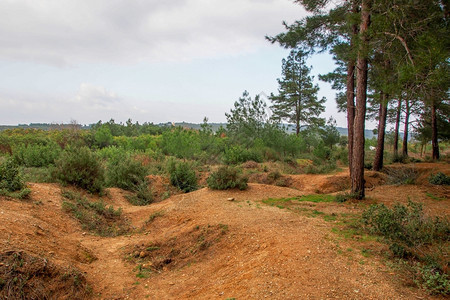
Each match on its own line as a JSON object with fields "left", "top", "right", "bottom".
{"left": 346, "top": 2, "right": 359, "bottom": 176}
{"left": 402, "top": 99, "right": 410, "bottom": 157}
{"left": 346, "top": 61, "right": 356, "bottom": 174}
{"left": 393, "top": 98, "right": 401, "bottom": 157}
{"left": 295, "top": 100, "right": 300, "bottom": 136}
{"left": 351, "top": 0, "right": 371, "bottom": 200}
{"left": 373, "top": 93, "right": 388, "bottom": 171}
{"left": 431, "top": 102, "right": 440, "bottom": 160}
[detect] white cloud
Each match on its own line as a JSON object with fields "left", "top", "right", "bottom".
{"left": 0, "top": 84, "right": 152, "bottom": 124}
{"left": 0, "top": 0, "right": 306, "bottom": 65}
{"left": 73, "top": 83, "right": 121, "bottom": 108}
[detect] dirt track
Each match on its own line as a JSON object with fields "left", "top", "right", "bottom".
{"left": 1, "top": 163, "right": 449, "bottom": 299}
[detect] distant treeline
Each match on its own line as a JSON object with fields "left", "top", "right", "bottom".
{"left": 0, "top": 121, "right": 379, "bottom": 138}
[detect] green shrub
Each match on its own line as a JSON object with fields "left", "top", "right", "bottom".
{"left": 13, "top": 143, "right": 61, "bottom": 167}
{"left": 384, "top": 166, "right": 418, "bottom": 185}
{"left": 0, "top": 158, "right": 25, "bottom": 192}
{"left": 334, "top": 147, "right": 348, "bottom": 165}
{"left": 362, "top": 201, "right": 449, "bottom": 259}
{"left": 304, "top": 161, "right": 337, "bottom": 174}
{"left": 416, "top": 264, "right": 449, "bottom": 295}
{"left": 429, "top": 172, "right": 450, "bottom": 185}
{"left": 312, "top": 142, "right": 331, "bottom": 161}
{"left": 106, "top": 153, "right": 148, "bottom": 191}
{"left": 62, "top": 190, "right": 130, "bottom": 236}
{"left": 125, "top": 178, "right": 153, "bottom": 206}
{"left": 267, "top": 170, "right": 282, "bottom": 182}
{"left": 364, "top": 162, "right": 373, "bottom": 170}
{"left": 161, "top": 128, "right": 201, "bottom": 159}
{"left": 223, "top": 145, "right": 262, "bottom": 165}
{"left": 21, "top": 167, "right": 53, "bottom": 183}
{"left": 169, "top": 161, "right": 198, "bottom": 193}
{"left": 335, "top": 192, "right": 359, "bottom": 203}
{"left": 392, "top": 154, "right": 407, "bottom": 164}
{"left": 53, "top": 147, "right": 104, "bottom": 193}
{"left": 207, "top": 166, "right": 248, "bottom": 190}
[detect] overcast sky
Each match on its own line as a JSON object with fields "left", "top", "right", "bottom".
{"left": 0, "top": 0, "right": 362, "bottom": 128}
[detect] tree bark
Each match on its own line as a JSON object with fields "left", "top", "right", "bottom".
{"left": 431, "top": 102, "right": 440, "bottom": 160}
{"left": 346, "top": 61, "right": 356, "bottom": 173}
{"left": 393, "top": 98, "right": 401, "bottom": 157}
{"left": 373, "top": 92, "right": 388, "bottom": 171}
{"left": 351, "top": 0, "right": 371, "bottom": 200}
{"left": 346, "top": 1, "right": 358, "bottom": 176}
{"left": 402, "top": 99, "right": 410, "bottom": 157}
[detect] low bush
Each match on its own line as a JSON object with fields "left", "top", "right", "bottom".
{"left": 0, "top": 158, "right": 30, "bottom": 199}
{"left": 392, "top": 154, "right": 407, "bottom": 164}
{"left": 21, "top": 167, "right": 53, "bottom": 183}
{"left": 62, "top": 190, "right": 130, "bottom": 236}
{"left": 207, "top": 166, "right": 248, "bottom": 190}
{"left": 312, "top": 142, "right": 331, "bottom": 161}
{"left": 169, "top": 161, "right": 198, "bottom": 193}
{"left": 333, "top": 147, "right": 348, "bottom": 165}
{"left": 416, "top": 264, "right": 449, "bottom": 295}
{"left": 125, "top": 178, "right": 153, "bottom": 206}
{"left": 304, "top": 161, "right": 337, "bottom": 174}
{"left": 364, "top": 162, "right": 373, "bottom": 170}
{"left": 335, "top": 192, "right": 359, "bottom": 203}
{"left": 267, "top": 170, "right": 282, "bottom": 182}
{"left": 12, "top": 142, "right": 61, "bottom": 167}
{"left": 223, "top": 145, "right": 262, "bottom": 165}
{"left": 0, "top": 250, "right": 91, "bottom": 300}
{"left": 362, "top": 201, "right": 448, "bottom": 257}
{"left": 429, "top": 172, "right": 450, "bottom": 185}
{"left": 106, "top": 153, "right": 148, "bottom": 191}
{"left": 384, "top": 166, "right": 418, "bottom": 185}
{"left": 361, "top": 201, "right": 449, "bottom": 295}
{"left": 0, "top": 158, "right": 25, "bottom": 192}
{"left": 53, "top": 147, "right": 104, "bottom": 193}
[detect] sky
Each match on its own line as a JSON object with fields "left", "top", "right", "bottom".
{"left": 0, "top": 0, "right": 360, "bottom": 128}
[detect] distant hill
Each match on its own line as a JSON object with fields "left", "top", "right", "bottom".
{"left": 0, "top": 123, "right": 91, "bottom": 131}
{"left": 1, "top": 122, "right": 378, "bottom": 138}
{"left": 174, "top": 122, "right": 377, "bottom": 138}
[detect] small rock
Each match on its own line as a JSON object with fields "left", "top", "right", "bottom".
{"left": 82, "top": 232, "right": 86, "bottom": 236}
{"left": 227, "top": 197, "right": 235, "bottom": 201}
{"left": 139, "top": 251, "right": 147, "bottom": 258}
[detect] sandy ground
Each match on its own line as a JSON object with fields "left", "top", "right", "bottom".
{"left": 0, "top": 162, "right": 448, "bottom": 299}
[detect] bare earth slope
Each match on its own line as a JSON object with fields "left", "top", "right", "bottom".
{"left": 1, "top": 164, "right": 448, "bottom": 299}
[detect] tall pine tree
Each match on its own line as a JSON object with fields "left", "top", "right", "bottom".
{"left": 270, "top": 49, "right": 326, "bottom": 135}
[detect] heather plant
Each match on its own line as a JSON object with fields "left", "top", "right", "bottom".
{"left": 223, "top": 145, "right": 262, "bottom": 165}
{"left": 125, "top": 178, "right": 153, "bottom": 206}
{"left": 361, "top": 201, "right": 449, "bottom": 295}
{"left": 12, "top": 142, "right": 61, "bottom": 167}
{"left": 53, "top": 146, "right": 105, "bottom": 193}
{"left": 207, "top": 166, "right": 248, "bottom": 190}
{"left": 62, "top": 190, "right": 130, "bottom": 236}
{"left": 105, "top": 151, "right": 148, "bottom": 191}
{"left": 384, "top": 166, "right": 419, "bottom": 185}
{"left": 0, "top": 158, "right": 30, "bottom": 199}
{"left": 169, "top": 161, "right": 198, "bottom": 193}
{"left": 429, "top": 172, "right": 450, "bottom": 185}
